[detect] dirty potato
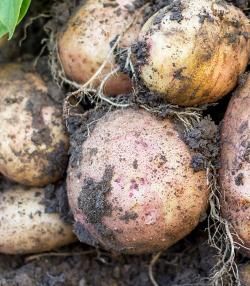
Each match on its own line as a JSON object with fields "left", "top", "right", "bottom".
{"left": 0, "top": 63, "right": 69, "bottom": 186}
{"left": 58, "top": 0, "right": 144, "bottom": 96}
{"left": 67, "top": 108, "right": 209, "bottom": 254}
{"left": 133, "top": 0, "right": 250, "bottom": 106}
{"left": 0, "top": 184, "right": 76, "bottom": 254}
{"left": 220, "top": 74, "right": 250, "bottom": 257}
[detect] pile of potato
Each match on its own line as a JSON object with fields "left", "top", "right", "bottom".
{"left": 0, "top": 0, "right": 249, "bottom": 276}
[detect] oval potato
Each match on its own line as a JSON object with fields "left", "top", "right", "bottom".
{"left": 134, "top": 0, "right": 250, "bottom": 106}
{"left": 58, "top": 0, "right": 144, "bottom": 96}
{"left": 220, "top": 74, "right": 250, "bottom": 256}
{"left": 0, "top": 185, "right": 76, "bottom": 254}
{"left": 0, "top": 63, "right": 69, "bottom": 186}
{"left": 67, "top": 109, "right": 209, "bottom": 254}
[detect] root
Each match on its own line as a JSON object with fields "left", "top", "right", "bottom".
{"left": 207, "top": 164, "right": 241, "bottom": 286}
{"left": 25, "top": 249, "right": 96, "bottom": 262}
{"left": 33, "top": 39, "right": 48, "bottom": 67}
{"left": 140, "top": 103, "right": 203, "bottom": 132}
{"left": 96, "top": 67, "right": 131, "bottom": 108}
{"left": 47, "top": 30, "right": 72, "bottom": 89}
{"left": 148, "top": 251, "right": 162, "bottom": 286}
{"left": 19, "top": 14, "right": 51, "bottom": 47}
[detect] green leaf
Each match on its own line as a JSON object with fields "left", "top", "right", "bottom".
{"left": 0, "top": 0, "right": 23, "bottom": 39}
{"left": 0, "top": 0, "right": 31, "bottom": 40}
{"left": 18, "top": 0, "right": 31, "bottom": 24}
{"left": 0, "top": 21, "right": 8, "bottom": 39}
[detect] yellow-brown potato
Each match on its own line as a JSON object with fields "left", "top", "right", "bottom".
{"left": 67, "top": 108, "right": 209, "bottom": 254}
{"left": 240, "top": 263, "right": 250, "bottom": 286}
{"left": 220, "top": 74, "right": 250, "bottom": 257}
{"left": 0, "top": 185, "right": 76, "bottom": 254}
{"left": 58, "top": 0, "right": 144, "bottom": 96}
{"left": 0, "top": 63, "right": 69, "bottom": 186}
{"left": 134, "top": 0, "right": 250, "bottom": 106}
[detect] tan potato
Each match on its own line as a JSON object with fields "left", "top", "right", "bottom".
{"left": 0, "top": 63, "right": 69, "bottom": 186}
{"left": 220, "top": 74, "right": 250, "bottom": 257}
{"left": 0, "top": 185, "right": 76, "bottom": 254}
{"left": 134, "top": 0, "right": 250, "bottom": 106}
{"left": 67, "top": 109, "right": 209, "bottom": 254}
{"left": 58, "top": 0, "right": 144, "bottom": 96}
{"left": 240, "top": 263, "right": 250, "bottom": 286}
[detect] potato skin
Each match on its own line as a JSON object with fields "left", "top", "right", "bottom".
{"left": 0, "top": 64, "right": 69, "bottom": 186}
{"left": 67, "top": 109, "right": 209, "bottom": 254}
{"left": 58, "top": 0, "right": 144, "bottom": 96}
{"left": 134, "top": 0, "right": 250, "bottom": 106}
{"left": 220, "top": 74, "right": 250, "bottom": 256}
{"left": 0, "top": 185, "right": 76, "bottom": 254}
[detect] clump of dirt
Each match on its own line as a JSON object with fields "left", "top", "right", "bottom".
{"left": 23, "top": 81, "right": 69, "bottom": 181}
{"left": 78, "top": 166, "right": 114, "bottom": 224}
{"left": 183, "top": 117, "right": 220, "bottom": 171}
{"left": 119, "top": 211, "right": 139, "bottom": 223}
{"left": 44, "top": 180, "right": 74, "bottom": 224}
{"left": 114, "top": 0, "right": 185, "bottom": 76}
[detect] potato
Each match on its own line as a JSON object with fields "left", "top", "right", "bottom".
{"left": 0, "top": 63, "right": 69, "bottom": 186}
{"left": 240, "top": 263, "right": 250, "bottom": 286}
{"left": 0, "top": 184, "right": 76, "bottom": 254}
{"left": 220, "top": 74, "right": 250, "bottom": 256}
{"left": 133, "top": 0, "right": 250, "bottom": 106}
{"left": 67, "top": 109, "right": 209, "bottom": 254}
{"left": 58, "top": 0, "right": 144, "bottom": 96}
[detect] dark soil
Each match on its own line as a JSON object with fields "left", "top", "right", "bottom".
{"left": 0, "top": 228, "right": 218, "bottom": 286}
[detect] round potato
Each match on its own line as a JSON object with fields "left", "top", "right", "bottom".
{"left": 220, "top": 74, "right": 250, "bottom": 257}
{"left": 133, "top": 0, "right": 250, "bottom": 106}
{"left": 0, "top": 185, "right": 76, "bottom": 254}
{"left": 67, "top": 108, "right": 209, "bottom": 254}
{"left": 0, "top": 63, "right": 69, "bottom": 186}
{"left": 58, "top": 0, "right": 144, "bottom": 96}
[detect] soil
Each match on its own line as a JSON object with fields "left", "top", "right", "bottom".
{"left": 0, "top": 0, "right": 249, "bottom": 285}
{"left": 0, "top": 228, "right": 218, "bottom": 286}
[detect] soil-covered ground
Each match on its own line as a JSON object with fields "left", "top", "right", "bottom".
{"left": 0, "top": 0, "right": 249, "bottom": 285}
{"left": 0, "top": 228, "right": 216, "bottom": 286}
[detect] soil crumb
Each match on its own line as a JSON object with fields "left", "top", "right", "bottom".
{"left": 44, "top": 181, "right": 74, "bottom": 224}
{"left": 75, "top": 165, "right": 118, "bottom": 248}
{"left": 183, "top": 117, "right": 220, "bottom": 171}
{"left": 78, "top": 166, "right": 114, "bottom": 224}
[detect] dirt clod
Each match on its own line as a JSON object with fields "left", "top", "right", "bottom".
{"left": 78, "top": 166, "right": 114, "bottom": 224}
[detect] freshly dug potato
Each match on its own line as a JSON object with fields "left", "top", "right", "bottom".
{"left": 240, "top": 263, "right": 250, "bottom": 286}
{"left": 67, "top": 109, "right": 209, "bottom": 254}
{"left": 133, "top": 0, "right": 250, "bottom": 106}
{"left": 0, "top": 63, "right": 69, "bottom": 186}
{"left": 0, "top": 185, "right": 76, "bottom": 254}
{"left": 220, "top": 74, "right": 250, "bottom": 256}
{"left": 58, "top": 0, "right": 144, "bottom": 96}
